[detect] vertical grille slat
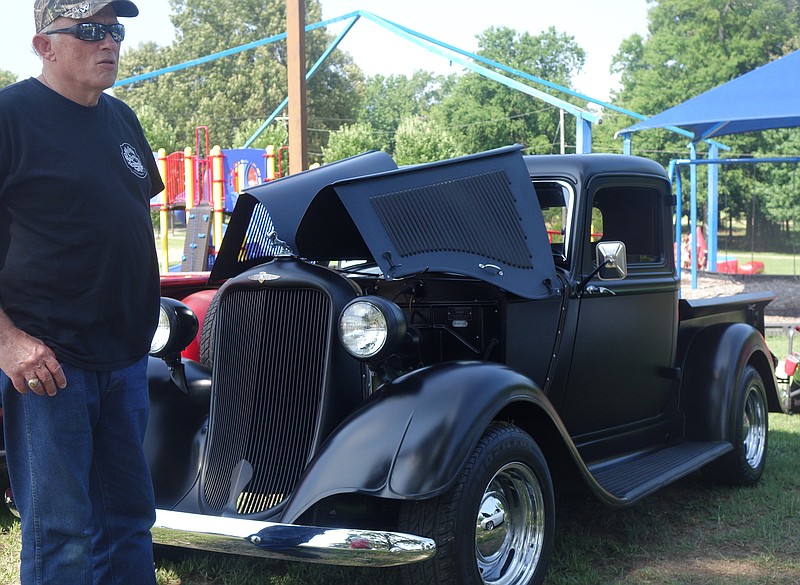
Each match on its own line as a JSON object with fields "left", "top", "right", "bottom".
{"left": 201, "top": 287, "right": 331, "bottom": 515}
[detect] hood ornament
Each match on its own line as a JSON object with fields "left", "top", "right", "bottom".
{"left": 267, "top": 231, "right": 295, "bottom": 257}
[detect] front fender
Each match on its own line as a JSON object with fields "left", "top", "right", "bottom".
{"left": 146, "top": 357, "right": 212, "bottom": 508}
{"left": 280, "top": 362, "right": 545, "bottom": 523}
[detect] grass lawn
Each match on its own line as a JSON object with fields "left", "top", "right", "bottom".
{"left": 721, "top": 251, "right": 800, "bottom": 276}
{"left": 109, "top": 412, "right": 800, "bottom": 584}
{"left": 154, "top": 226, "right": 189, "bottom": 273}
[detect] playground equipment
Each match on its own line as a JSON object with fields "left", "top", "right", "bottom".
{"left": 152, "top": 127, "right": 289, "bottom": 272}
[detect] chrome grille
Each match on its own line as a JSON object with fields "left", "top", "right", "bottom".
{"left": 201, "top": 286, "right": 331, "bottom": 515}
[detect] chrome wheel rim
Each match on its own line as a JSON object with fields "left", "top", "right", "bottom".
{"left": 743, "top": 384, "right": 767, "bottom": 469}
{"left": 474, "top": 462, "right": 545, "bottom": 585}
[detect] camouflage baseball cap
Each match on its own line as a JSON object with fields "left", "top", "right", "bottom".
{"left": 35, "top": 0, "right": 139, "bottom": 32}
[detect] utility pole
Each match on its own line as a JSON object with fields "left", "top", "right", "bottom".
{"left": 287, "top": 0, "right": 308, "bottom": 173}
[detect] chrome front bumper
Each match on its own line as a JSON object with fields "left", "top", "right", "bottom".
{"left": 152, "top": 509, "right": 436, "bottom": 567}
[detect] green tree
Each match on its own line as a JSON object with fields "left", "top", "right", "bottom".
{"left": 608, "top": 0, "right": 800, "bottom": 241}
{"left": 434, "top": 26, "right": 586, "bottom": 154}
{"left": 751, "top": 128, "right": 800, "bottom": 247}
{"left": 116, "top": 0, "right": 362, "bottom": 162}
{"left": 356, "top": 71, "right": 452, "bottom": 153}
{"left": 0, "top": 70, "right": 17, "bottom": 89}
{"left": 321, "top": 122, "right": 384, "bottom": 164}
{"left": 393, "top": 116, "right": 463, "bottom": 165}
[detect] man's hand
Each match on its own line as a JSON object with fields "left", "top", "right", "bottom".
{"left": 0, "top": 324, "right": 67, "bottom": 396}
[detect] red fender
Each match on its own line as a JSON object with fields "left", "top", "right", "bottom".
{"left": 179, "top": 289, "right": 216, "bottom": 361}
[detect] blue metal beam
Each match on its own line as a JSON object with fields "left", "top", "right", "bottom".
{"left": 359, "top": 11, "right": 596, "bottom": 124}
{"left": 668, "top": 158, "right": 683, "bottom": 278}
{"left": 707, "top": 144, "right": 719, "bottom": 271}
{"left": 242, "top": 15, "right": 361, "bottom": 147}
{"left": 689, "top": 144, "right": 699, "bottom": 289}
{"left": 115, "top": 12, "right": 362, "bottom": 87}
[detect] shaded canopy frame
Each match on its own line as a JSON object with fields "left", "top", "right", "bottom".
{"left": 617, "top": 50, "right": 800, "bottom": 286}
{"left": 119, "top": 7, "right": 793, "bottom": 289}
{"left": 114, "top": 8, "right": 724, "bottom": 156}
{"left": 619, "top": 50, "right": 800, "bottom": 141}
{"left": 114, "top": 11, "right": 598, "bottom": 152}
{"left": 669, "top": 156, "right": 800, "bottom": 289}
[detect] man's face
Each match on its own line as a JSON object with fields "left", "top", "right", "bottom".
{"left": 44, "top": 5, "right": 122, "bottom": 96}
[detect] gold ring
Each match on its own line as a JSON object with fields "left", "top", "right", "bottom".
{"left": 27, "top": 378, "right": 40, "bottom": 390}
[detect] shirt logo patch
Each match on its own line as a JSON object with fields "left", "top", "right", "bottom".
{"left": 120, "top": 143, "right": 148, "bottom": 179}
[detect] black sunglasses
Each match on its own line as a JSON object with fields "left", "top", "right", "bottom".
{"left": 45, "top": 22, "right": 125, "bottom": 43}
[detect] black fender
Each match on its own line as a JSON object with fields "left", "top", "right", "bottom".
{"left": 679, "top": 322, "right": 777, "bottom": 443}
{"left": 279, "top": 361, "right": 551, "bottom": 523}
{"left": 145, "top": 357, "right": 212, "bottom": 508}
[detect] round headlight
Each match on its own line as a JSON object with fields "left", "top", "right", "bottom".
{"left": 150, "top": 304, "right": 173, "bottom": 355}
{"left": 339, "top": 297, "right": 406, "bottom": 361}
{"left": 149, "top": 297, "right": 199, "bottom": 359}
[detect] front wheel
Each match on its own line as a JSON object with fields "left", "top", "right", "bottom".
{"left": 399, "top": 422, "right": 554, "bottom": 585}
{"left": 703, "top": 364, "right": 768, "bottom": 485}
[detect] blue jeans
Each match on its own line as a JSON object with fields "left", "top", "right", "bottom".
{"left": 1, "top": 356, "right": 157, "bottom": 585}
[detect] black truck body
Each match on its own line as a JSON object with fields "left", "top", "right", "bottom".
{"left": 145, "top": 146, "right": 783, "bottom": 585}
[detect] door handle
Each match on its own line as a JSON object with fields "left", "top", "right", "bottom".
{"left": 585, "top": 285, "right": 616, "bottom": 295}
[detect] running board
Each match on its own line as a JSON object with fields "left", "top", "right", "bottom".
{"left": 588, "top": 441, "right": 732, "bottom": 504}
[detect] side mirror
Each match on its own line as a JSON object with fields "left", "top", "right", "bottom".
{"left": 596, "top": 241, "right": 628, "bottom": 280}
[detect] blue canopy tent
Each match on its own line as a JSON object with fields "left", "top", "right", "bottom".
{"left": 620, "top": 49, "right": 800, "bottom": 140}
{"left": 618, "top": 49, "right": 800, "bottom": 286}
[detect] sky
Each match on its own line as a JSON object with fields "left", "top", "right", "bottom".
{"left": 2, "top": 0, "right": 650, "bottom": 102}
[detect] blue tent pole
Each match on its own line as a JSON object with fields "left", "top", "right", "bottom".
{"left": 668, "top": 159, "right": 684, "bottom": 277}
{"left": 620, "top": 133, "right": 632, "bottom": 155}
{"left": 576, "top": 116, "right": 593, "bottom": 154}
{"left": 707, "top": 144, "right": 719, "bottom": 271}
{"left": 689, "top": 143, "right": 698, "bottom": 289}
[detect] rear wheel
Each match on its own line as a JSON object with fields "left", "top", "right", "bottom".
{"left": 704, "top": 364, "right": 768, "bottom": 485}
{"left": 399, "top": 422, "right": 554, "bottom": 585}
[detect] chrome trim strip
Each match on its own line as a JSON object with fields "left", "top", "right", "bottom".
{"left": 152, "top": 509, "right": 435, "bottom": 567}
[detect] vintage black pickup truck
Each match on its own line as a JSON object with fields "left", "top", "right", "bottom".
{"left": 146, "top": 145, "right": 788, "bottom": 585}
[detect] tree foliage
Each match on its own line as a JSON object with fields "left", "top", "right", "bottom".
{"left": 393, "top": 116, "right": 463, "bottom": 165}
{"left": 606, "top": 0, "right": 800, "bottom": 240}
{"left": 0, "top": 70, "right": 17, "bottom": 89}
{"left": 435, "top": 26, "right": 586, "bottom": 154}
{"left": 112, "top": 0, "right": 800, "bottom": 228}
{"left": 116, "top": 0, "right": 361, "bottom": 161}
{"left": 322, "top": 71, "right": 456, "bottom": 163}
{"left": 321, "top": 122, "right": 384, "bottom": 163}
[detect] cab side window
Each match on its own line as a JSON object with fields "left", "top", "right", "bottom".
{"left": 534, "top": 181, "right": 573, "bottom": 266}
{"left": 591, "top": 186, "right": 663, "bottom": 265}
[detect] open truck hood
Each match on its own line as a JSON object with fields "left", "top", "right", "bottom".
{"left": 211, "top": 145, "right": 558, "bottom": 300}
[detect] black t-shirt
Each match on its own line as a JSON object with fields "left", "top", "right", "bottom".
{"left": 0, "top": 78, "right": 163, "bottom": 370}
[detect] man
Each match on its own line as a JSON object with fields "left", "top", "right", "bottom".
{"left": 0, "top": 1, "right": 162, "bottom": 583}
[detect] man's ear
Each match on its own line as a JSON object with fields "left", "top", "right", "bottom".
{"left": 32, "top": 33, "right": 57, "bottom": 62}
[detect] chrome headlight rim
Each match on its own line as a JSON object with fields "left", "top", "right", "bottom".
{"left": 339, "top": 297, "right": 407, "bottom": 362}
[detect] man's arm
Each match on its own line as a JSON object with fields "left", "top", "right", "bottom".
{"left": 0, "top": 309, "right": 66, "bottom": 396}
